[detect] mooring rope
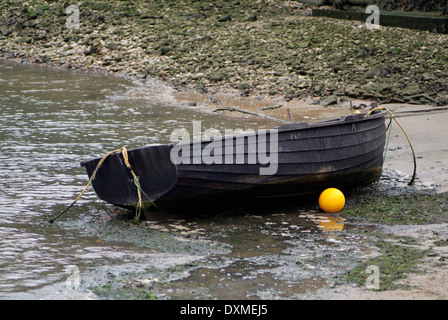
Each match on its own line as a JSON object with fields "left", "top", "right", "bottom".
{"left": 120, "top": 146, "right": 145, "bottom": 223}
{"left": 364, "top": 107, "right": 417, "bottom": 185}
{"left": 48, "top": 146, "right": 149, "bottom": 224}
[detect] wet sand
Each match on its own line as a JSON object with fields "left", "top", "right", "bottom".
{"left": 173, "top": 89, "right": 354, "bottom": 124}
{"left": 381, "top": 104, "right": 448, "bottom": 193}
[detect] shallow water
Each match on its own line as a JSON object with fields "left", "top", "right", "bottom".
{"left": 0, "top": 60, "right": 377, "bottom": 300}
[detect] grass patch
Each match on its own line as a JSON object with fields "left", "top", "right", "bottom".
{"left": 434, "top": 239, "right": 448, "bottom": 246}
{"left": 344, "top": 240, "right": 428, "bottom": 291}
{"left": 90, "top": 281, "right": 159, "bottom": 300}
{"left": 343, "top": 191, "right": 448, "bottom": 225}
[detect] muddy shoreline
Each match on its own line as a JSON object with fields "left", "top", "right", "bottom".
{"left": 2, "top": 1, "right": 448, "bottom": 106}
{"left": 2, "top": 1, "right": 448, "bottom": 300}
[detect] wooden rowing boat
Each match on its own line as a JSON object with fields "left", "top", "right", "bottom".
{"left": 80, "top": 110, "right": 387, "bottom": 216}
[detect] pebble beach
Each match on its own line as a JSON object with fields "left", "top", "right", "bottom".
{"left": 1, "top": 0, "right": 448, "bottom": 108}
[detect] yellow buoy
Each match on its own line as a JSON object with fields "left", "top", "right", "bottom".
{"left": 318, "top": 188, "right": 345, "bottom": 213}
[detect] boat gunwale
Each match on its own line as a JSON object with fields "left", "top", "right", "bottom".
{"left": 80, "top": 111, "right": 387, "bottom": 166}
{"left": 166, "top": 111, "right": 387, "bottom": 147}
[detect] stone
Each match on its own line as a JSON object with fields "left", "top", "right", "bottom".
{"left": 84, "top": 44, "right": 100, "bottom": 55}
{"left": 365, "top": 64, "right": 397, "bottom": 79}
{"left": 218, "top": 15, "right": 232, "bottom": 22}
{"left": 238, "top": 82, "right": 251, "bottom": 90}
{"left": 320, "top": 95, "right": 338, "bottom": 107}
{"left": 244, "top": 14, "right": 257, "bottom": 22}
{"left": 19, "top": 36, "right": 32, "bottom": 44}
{"left": 114, "top": 53, "right": 123, "bottom": 62}
{"left": 27, "top": 10, "right": 38, "bottom": 20}
{"left": 209, "top": 71, "right": 225, "bottom": 82}
{"left": 0, "top": 26, "right": 12, "bottom": 36}
{"left": 298, "top": 41, "right": 311, "bottom": 48}
{"left": 400, "top": 84, "right": 422, "bottom": 96}
{"left": 191, "top": 73, "right": 204, "bottom": 80}
{"left": 106, "top": 42, "right": 119, "bottom": 50}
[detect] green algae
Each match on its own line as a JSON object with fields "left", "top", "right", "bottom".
{"left": 343, "top": 191, "right": 448, "bottom": 225}
{"left": 2, "top": 0, "right": 448, "bottom": 104}
{"left": 344, "top": 240, "right": 428, "bottom": 291}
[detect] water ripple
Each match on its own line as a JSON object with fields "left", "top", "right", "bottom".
{"left": 0, "top": 60, "right": 252, "bottom": 296}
